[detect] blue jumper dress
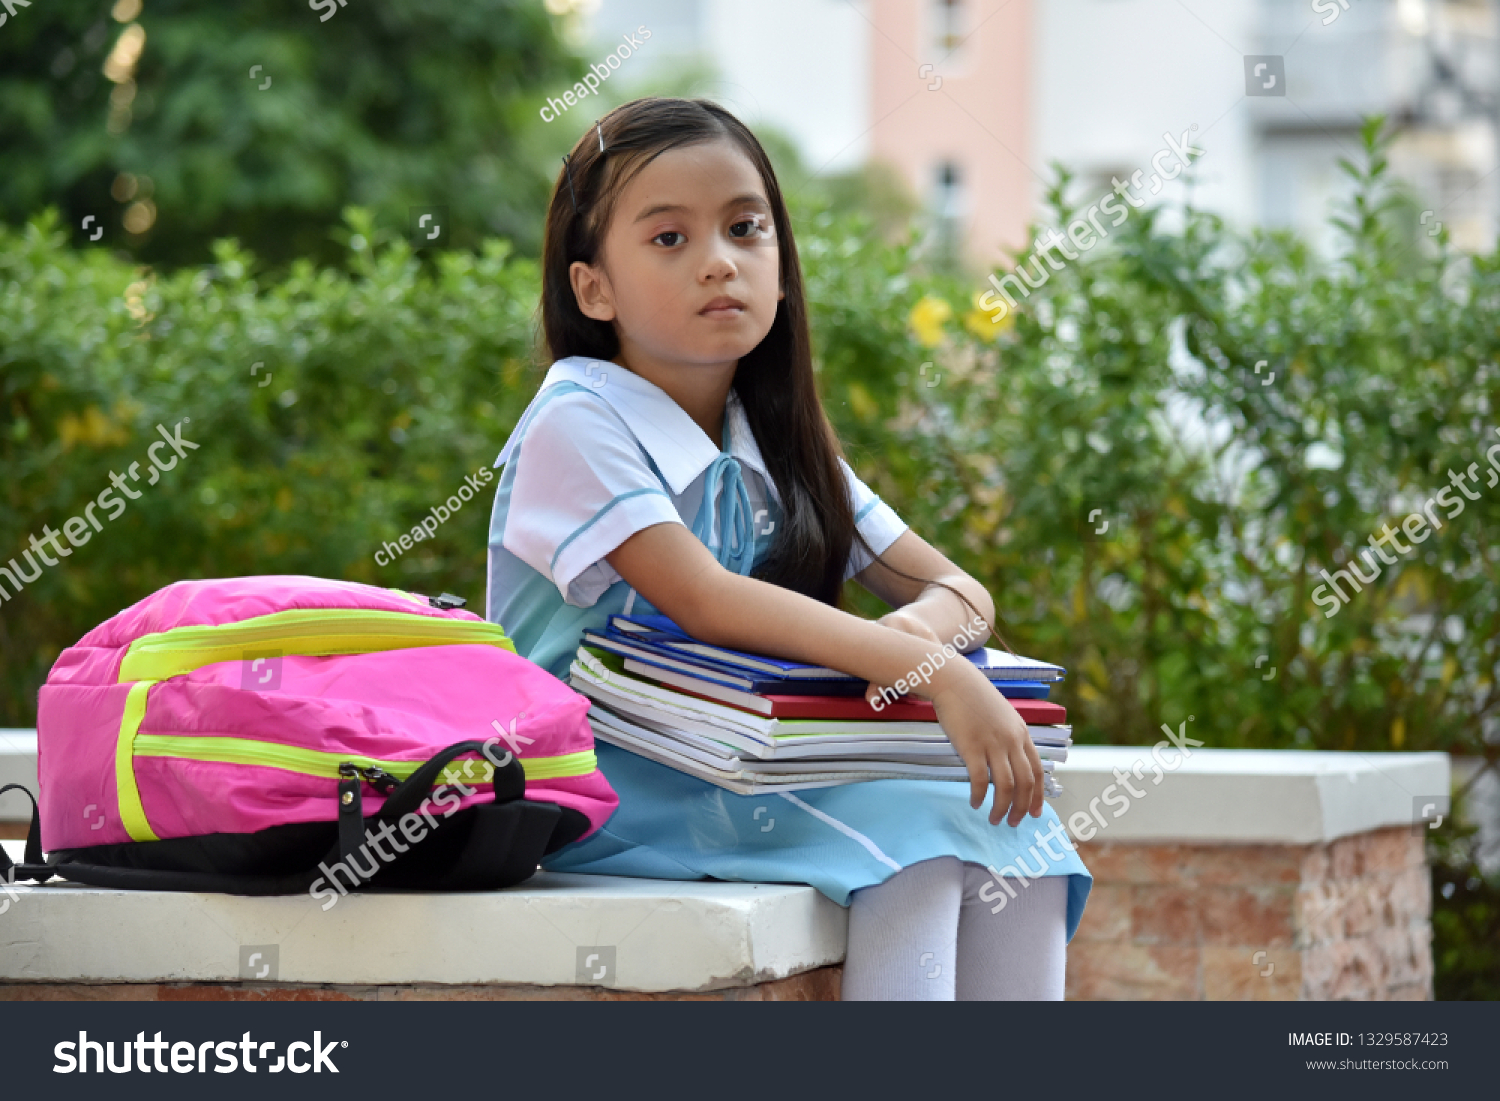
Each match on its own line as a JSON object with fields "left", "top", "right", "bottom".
{"left": 486, "top": 359, "right": 1091, "bottom": 936}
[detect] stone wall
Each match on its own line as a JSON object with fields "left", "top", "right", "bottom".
{"left": 1066, "top": 826, "right": 1433, "bottom": 1000}
{"left": 0, "top": 968, "right": 843, "bottom": 1001}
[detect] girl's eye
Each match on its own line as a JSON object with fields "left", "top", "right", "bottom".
{"left": 729, "top": 215, "right": 770, "bottom": 240}
{"left": 652, "top": 231, "right": 684, "bottom": 247}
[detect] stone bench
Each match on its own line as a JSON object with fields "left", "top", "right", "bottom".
{"left": 0, "top": 730, "right": 1448, "bottom": 1000}
{"left": 0, "top": 861, "right": 846, "bottom": 1001}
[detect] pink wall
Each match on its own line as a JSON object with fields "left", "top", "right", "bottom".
{"left": 868, "top": 0, "right": 1034, "bottom": 268}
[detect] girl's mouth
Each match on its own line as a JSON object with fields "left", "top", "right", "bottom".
{"left": 699, "top": 296, "right": 746, "bottom": 318}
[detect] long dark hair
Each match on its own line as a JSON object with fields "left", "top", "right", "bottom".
{"left": 538, "top": 97, "right": 1010, "bottom": 652}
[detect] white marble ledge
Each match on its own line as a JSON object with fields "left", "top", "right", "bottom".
{"left": 0, "top": 868, "right": 847, "bottom": 992}
{"left": 0, "top": 730, "right": 37, "bottom": 806}
{"left": 1052, "top": 746, "right": 1451, "bottom": 846}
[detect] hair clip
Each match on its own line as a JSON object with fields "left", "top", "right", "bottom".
{"left": 596, "top": 120, "right": 605, "bottom": 153}
{"left": 561, "top": 153, "right": 579, "bottom": 214}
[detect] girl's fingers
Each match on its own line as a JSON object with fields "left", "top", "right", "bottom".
{"left": 985, "top": 744, "right": 1015, "bottom": 826}
{"left": 1006, "top": 744, "right": 1034, "bottom": 827}
{"left": 879, "top": 613, "right": 942, "bottom": 645}
{"left": 963, "top": 747, "right": 990, "bottom": 810}
{"left": 1028, "top": 749, "right": 1046, "bottom": 819}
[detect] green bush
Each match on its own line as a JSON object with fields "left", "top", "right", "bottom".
{"left": 1430, "top": 806, "right": 1500, "bottom": 1001}
{"left": 1, "top": 207, "right": 540, "bottom": 714}
{"left": 823, "top": 120, "right": 1499, "bottom": 765}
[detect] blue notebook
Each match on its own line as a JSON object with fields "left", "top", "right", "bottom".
{"left": 581, "top": 632, "right": 875, "bottom": 695}
{"left": 580, "top": 632, "right": 1054, "bottom": 699}
{"left": 602, "top": 614, "right": 1066, "bottom": 684}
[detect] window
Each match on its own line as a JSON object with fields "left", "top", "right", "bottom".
{"left": 925, "top": 0, "right": 970, "bottom": 72}
{"left": 928, "top": 159, "right": 968, "bottom": 268}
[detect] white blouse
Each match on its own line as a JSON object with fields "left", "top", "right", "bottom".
{"left": 492, "top": 356, "right": 908, "bottom": 609}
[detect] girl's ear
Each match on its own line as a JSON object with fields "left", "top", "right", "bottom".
{"left": 569, "top": 260, "right": 617, "bottom": 322}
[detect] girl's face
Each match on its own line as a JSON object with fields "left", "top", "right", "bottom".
{"left": 570, "top": 138, "right": 783, "bottom": 370}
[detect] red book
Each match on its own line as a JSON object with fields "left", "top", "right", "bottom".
{"left": 620, "top": 656, "right": 1068, "bottom": 723}
{"left": 672, "top": 684, "right": 1066, "bottom": 724}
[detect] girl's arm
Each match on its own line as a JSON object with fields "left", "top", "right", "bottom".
{"left": 849, "top": 528, "right": 999, "bottom": 709}
{"left": 852, "top": 528, "right": 997, "bottom": 649}
{"left": 605, "top": 522, "right": 1045, "bottom": 826}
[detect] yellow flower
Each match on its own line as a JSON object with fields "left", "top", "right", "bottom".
{"left": 56, "top": 404, "right": 130, "bottom": 451}
{"left": 964, "top": 291, "right": 1014, "bottom": 340}
{"left": 908, "top": 295, "right": 952, "bottom": 348}
{"left": 848, "top": 382, "right": 877, "bottom": 421}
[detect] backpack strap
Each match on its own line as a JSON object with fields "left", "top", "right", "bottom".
{"left": 0, "top": 783, "right": 48, "bottom": 884}
{"left": 335, "top": 739, "right": 527, "bottom": 875}
{"left": 383, "top": 738, "right": 527, "bottom": 818}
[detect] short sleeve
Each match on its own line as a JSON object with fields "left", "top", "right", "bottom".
{"left": 502, "top": 393, "right": 683, "bottom": 607}
{"left": 841, "top": 457, "right": 908, "bottom": 582}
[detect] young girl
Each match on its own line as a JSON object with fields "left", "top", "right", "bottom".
{"left": 486, "top": 98, "right": 1090, "bottom": 1000}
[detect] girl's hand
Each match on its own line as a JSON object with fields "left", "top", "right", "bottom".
{"left": 928, "top": 662, "right": 1046, "bottom": 827}
{"left": 862, "top": 609, "right": 943, "bottom": 708}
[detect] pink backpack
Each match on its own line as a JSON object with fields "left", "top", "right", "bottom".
{"left": 5, "top": 576, "right": 617, "bottom": 896}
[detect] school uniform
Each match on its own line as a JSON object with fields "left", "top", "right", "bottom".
{"left": 487, "top": 356, "right": 1091, "bottom": 937}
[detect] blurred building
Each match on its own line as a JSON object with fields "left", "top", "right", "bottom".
{"left": 562, "top": 0, "right": 872, "bottom": 171}
{"left": 1252, "top": 0, "right": 1500, "bottom": 251}
{"left": 568, "top": 0, "right": 1500, "bottom": 262}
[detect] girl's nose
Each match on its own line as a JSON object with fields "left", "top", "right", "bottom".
{"left": 700, "top": 249, "right": 737, "bottom": 284}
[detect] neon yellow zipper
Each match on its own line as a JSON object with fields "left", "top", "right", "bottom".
{"left": 132, "top": 734, "right": 594, "bottom": 785}
{"left": 119, "top": 608, "right": 515, "bottom": 682}
{"left": 116, "top": 681, "right": 160, "bottom": 842}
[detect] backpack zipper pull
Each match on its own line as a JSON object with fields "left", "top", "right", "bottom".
{"left": 336, "top": 763, "right": 365, "bottom": 868}
{"left": 359, "top": 766, "right": 399, "bottom": 794}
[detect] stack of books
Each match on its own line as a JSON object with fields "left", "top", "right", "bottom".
{"left": 566, "top": 614, "right": 1070, "bottom": 797}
